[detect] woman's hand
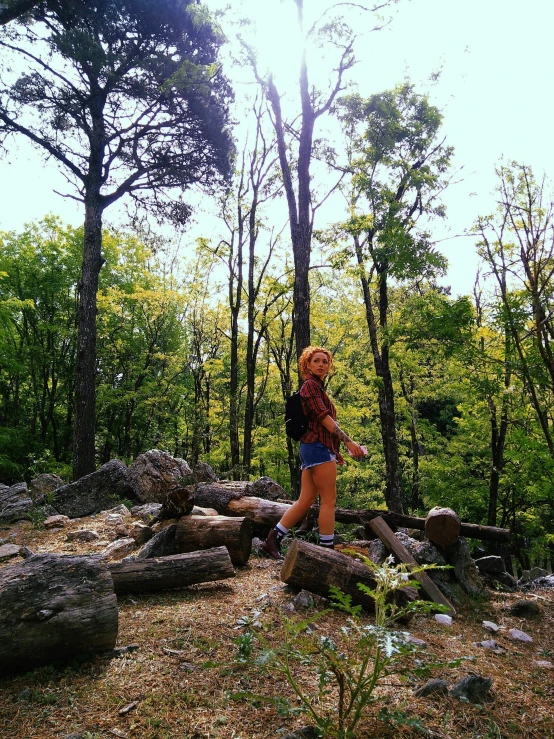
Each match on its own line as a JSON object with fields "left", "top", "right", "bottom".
{"left": 346, "top": 441, "right": 366, "bottom": 458}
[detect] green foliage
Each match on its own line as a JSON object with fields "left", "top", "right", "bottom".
{"left": 249, "top": 556, "right": 448, "bottom": 739}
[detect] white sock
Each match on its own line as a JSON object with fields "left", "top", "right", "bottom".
{"left": 320, "top": 534, "right": 334, "bottom": 547}
{"left": 275, "top": 523, "right": 289, "bottom": 539}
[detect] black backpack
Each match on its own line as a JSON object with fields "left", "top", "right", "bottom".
{"left": 285, "top": 388, "right": 307, "bottom": 441}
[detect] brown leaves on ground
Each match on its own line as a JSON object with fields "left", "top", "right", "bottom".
{"left": 1, "top": 517, "right": 553, "bottom": 739}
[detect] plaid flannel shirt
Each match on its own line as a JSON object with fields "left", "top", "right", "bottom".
{"left": 299, "top": 374, "right": 344, "bottom": 465}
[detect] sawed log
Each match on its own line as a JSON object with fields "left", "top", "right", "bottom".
{"left": 194, "top": 484, "right": 510, "bottom": 543}
{"left": 175, "top": 515, "right": 252, "bottom": 566}
{"left": 425, "top": 506, "right": 461, "bottom": 548}
{"left": 280, "top": 539, "right": 417, "bottom": 615}
{"left": 0, "top": 554, "right": 118, "bottom": 675}
{"left": 108, "top": 546, "right": 235, "bottom": 595}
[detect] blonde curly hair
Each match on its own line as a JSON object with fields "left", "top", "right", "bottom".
{"left": 298, "top": 346, "right": 334, "bottom": 380}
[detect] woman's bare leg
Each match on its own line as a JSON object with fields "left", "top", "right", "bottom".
{"left": 310, "top": 460, "right": 337, "bottom": 535}
{"left": 279, "top": 468, "right": 319, "bottom": 530}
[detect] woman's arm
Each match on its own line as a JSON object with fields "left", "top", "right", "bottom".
{"left": 320, "top": 416, "right": 365, "bottom": 458}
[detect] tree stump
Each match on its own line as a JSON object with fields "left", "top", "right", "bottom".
{"left": 425, "top": 507, "right": 461, "bottom": 548}
{"left": 175, "top": 515, "right": 252, "bottom": 566}
{"left": 108, "top": 547, "right": 235, "bottom": 594}
{"left": 280, "top": 540, "right": 417, "bottom": 615}
{"left": 0, "top": 554, "right": 118, "bottom": 675}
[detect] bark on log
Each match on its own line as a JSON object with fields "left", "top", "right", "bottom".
{"left": 0, "top": 554, "right": 118, "bottom": 675}
{"left": 425, "top": 507, "right": 461, "bottom": 548}
{"left": 175, "top": 515, "right": 252, "bottom": 566}
{"left": 195, "top": 490, "right": 511, "bottom": 543}
{"left": 108, "top": 547, "right": 235, "bottom": 595}
{"left": 280, "top": 540, "right": 417, "bottom": 614}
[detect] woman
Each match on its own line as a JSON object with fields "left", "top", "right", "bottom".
{"left": 261, "top": 346, "right": 366, "bottom": 560}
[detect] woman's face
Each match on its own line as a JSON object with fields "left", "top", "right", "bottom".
{"left": 307, "top": 351, "right": 330, "bottom": 379}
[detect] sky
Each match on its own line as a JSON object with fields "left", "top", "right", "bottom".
{"left": 0, "top": 0, "right": 552, "bottom": 297}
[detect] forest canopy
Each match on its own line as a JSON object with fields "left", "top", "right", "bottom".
{"left": 0, "top": 0, "right": 553, "bottom": 570}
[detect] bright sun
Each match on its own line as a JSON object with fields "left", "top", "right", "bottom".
{"left": 239, "top": 0, "right": 304, "bottom": 84}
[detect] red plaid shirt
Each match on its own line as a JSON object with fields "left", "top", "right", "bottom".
{"left": 299, "top": 374, "right": 344, "bottom": 465}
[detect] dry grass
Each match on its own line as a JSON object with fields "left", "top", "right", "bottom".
{"left": 1, "top": 516, "right": 553, "bottom": 739}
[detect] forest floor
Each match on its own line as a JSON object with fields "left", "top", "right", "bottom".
{"left": 0, "top": 514, "right": 553, "bottom": 739}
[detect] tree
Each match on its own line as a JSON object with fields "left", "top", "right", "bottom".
{"left": 246, "top": 0, "right": 395, "bottom": 360}
{"left": 0, "top": 0, "right": 233, "bottom": 478}
{"left": 475, "top": 163, "right": 554, "bottom": 457}
{"left": 0, "top": 0, "right": 40, "bottom": 25}
{"left": 332, "top": 83, "right": 453, "bottom": 512}
{"left": 0, "top": 217, "right": 80, "bottom": 479}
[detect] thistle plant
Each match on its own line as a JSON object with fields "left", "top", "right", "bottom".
{"left": 253, "top": 554, "right": 448, "bottom": 738}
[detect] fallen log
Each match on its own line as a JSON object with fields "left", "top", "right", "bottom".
{"left": 425, "top": 506, "right": 461, "bottom": 548}
{"left": 280, "top": 540, "right": 417, "bottom": 615}
{"left": 175, "top": 515, "right": 252, "bottom": 566}
{"left": 0, "top": 554, "right": 118, "bottom": 675}
{"left": 194, "top": 489, "right": 511, "bottom": 543}
{"left": 369, "top": 516, "right": 456, "bottom": 615}
{"left": 108, "top": 547, "right": 235, "bottom": 595}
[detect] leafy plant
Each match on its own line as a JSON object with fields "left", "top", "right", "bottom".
{"left": 252, "top": 555, "right": 448, "bottom": 738}
{"left": 232, "top": 631, "right": 254, "bottom": 663}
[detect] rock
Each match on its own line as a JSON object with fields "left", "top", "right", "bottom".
{"left": 0, "top": 482, "right": 33, "bottom": 523}
{"left": 518, "top": 567, "right": 548, "bottom": 585}
{"left": 189, "top": 462, "right": 219, "bottom": 484}
{"left": 29, "top": 473, "right": 65, "bottom": 502}
{"left": 474, "top": 639, "right": 503, "bottom": 654}
{"left": 0, "top": 543, "right": 22, "bottom": 561}
{"left": 414, "top": 678, "right": 449, "bottom": 697}
{"left": 19, "top": 546, "right": 35, "bottom": 558}
{"left": 112, "top": 523, "right": 130, "bottom": 539}
{"left": 44, "top": 514, "right": 70, "bottom": 529}
{"left": 533, "top": 660, "right": 553, "bottom": 669}
{"left": 130, "top": 503, "right": 162, "bottom": 522}
{"left": 293, "top": 590, "right": 315, "bottom": 608}
{"left": 474, "top": 555, "right": 504, "bottom": 574}
{"left": 244, "top": 476, "right": 289, "bottom": 501}
{"left": 531, "top": 574, "right": 554, "bottom": 588}
{"left": 101, "top": 538, "right": 136, "bottom": 560}
{"left": 104, "top": 504, "right": 131, "bottom": 517}
{"left": 508, "top": 600, "right": 542, "bottom": 618}
{"left": 444, "top": 537, "right": 484, "bottom": 595}
{"left": 482, "top": 621, "right": 500, "bottom": 633}
{"left": 105, "top": 514, "right": 124, "bottom": 525}
{"left": 368, "top": 538, "right": 387, "bottom": 564}
{"left": 135, "top": 524, "right": 178, "bottom": 559}
{"left": 128, "top": 450, "right": 192, "bottom": 504}
{"left": 435, "top": 614, "right": 453, "bottom": 626}
{"left": 129, "top": 522, "right": 153, "bottom": 546}
{"left": 406, "top": 634, "right": 428, "bottom": 648}
{"left": 490, "top": 571, "right": 519, "bottom": 590}
{"left": 450, "top": 675, "right": 492, "bottom": 703}
{"left": 410, "top": 539, "right": 447, "bottom": 566}
{"left": 508, "top": 628, "right": 533, "bottom": 643}
{"left": 51, "top": 460, "right": 135, "bottom": 518}
{"left": 66, "top": 530, "right": 100, "bottom": 542}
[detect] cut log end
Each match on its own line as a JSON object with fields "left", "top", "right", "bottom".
{"left": 425, "top": 507, "right": 461, "bottom": 548}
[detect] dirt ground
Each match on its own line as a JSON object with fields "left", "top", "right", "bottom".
{"left": 1, "top": 514, "right": 553, "bottom": 739}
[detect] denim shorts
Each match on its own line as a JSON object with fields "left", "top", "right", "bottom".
{"left": 299, "top": 441, "right": 336, "bottom": 470}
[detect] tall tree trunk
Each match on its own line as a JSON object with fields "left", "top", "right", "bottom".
{"left": 243, "top": 206, "right": 257, "bottom": 478}
{"left": 266, "top": 58, "right": 313, "bottom": 360}
{"left": 229, "top": 220, "right": 242, "bottom": 477}
{"left": 73, "top": 194, "right": 104, "bottom": 480}
{"left": 354, "top": 236, "right": 404, "bottom": 512}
